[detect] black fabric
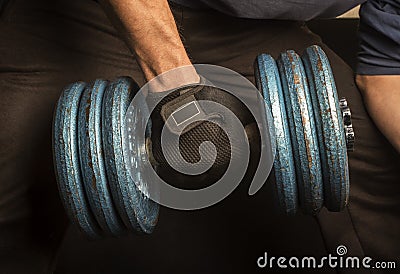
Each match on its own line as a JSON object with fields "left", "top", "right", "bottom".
{"left": 170, "top": 0, "right": 363, "bottom": 20}
{"left": 0, "top": 1, "right": 399, "bottom": 273}
{"left": 0, "top": 0, "right": 9, "bottom": 15}
{"left": 357, "top": 0, "right": 400, "bottom": 74}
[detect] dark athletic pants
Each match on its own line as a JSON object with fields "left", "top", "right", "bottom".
{"left": 0, "top": 0, "right": 399, "bottom": 273}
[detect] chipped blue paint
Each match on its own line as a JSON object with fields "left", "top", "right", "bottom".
{"left": 302, "top": 45, "right": 349, "bottom": 211}
{"left": 78, "top": 80, "right": 125, "bottom": 236}
{"left": 53, "top": 82, "right": 102, "bottom": 238}
{"left": 277, "top": 50, "right": 324, "bottom": 215}
{"left": 102, "top": 77, "right": 159, "bottom": 234}
{"left": 255, "top": 54, "right": 298, "bottom": 215}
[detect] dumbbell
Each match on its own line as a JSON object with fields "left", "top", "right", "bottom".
{"left": 53, "top": 45, "right": 353, "bottom": 238}
{"left": 254, "top": 45, "right": 354, "bottom": 215}
{"left": 53, "top": 77, "right": 159, "bottom": 238}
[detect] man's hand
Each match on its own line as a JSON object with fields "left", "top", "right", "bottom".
{"left": 356, "top": 75, "right": 400, "bottom": 153}
{"left": 99, "top": 0, "right": 199, "bottom": 90}
{"left": 146, "top": 81, "right": 256, "bottom": 184}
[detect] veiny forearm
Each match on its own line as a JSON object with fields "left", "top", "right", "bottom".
{"left": 99, "top": 0, "right": 198, "bottom": 88}
{"left": 356, "top": 75, "right": 400, "bottom": 153}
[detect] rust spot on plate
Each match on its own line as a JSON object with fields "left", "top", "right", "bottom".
{"left": 304, "top": 134, "right": 313, "bottom": 169}
{"left": 294, "top": 73, "right": 301, "bottom": 85}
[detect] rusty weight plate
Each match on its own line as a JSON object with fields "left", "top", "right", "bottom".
{"left": 102, "top": 77, "right": 159, "bottom": 234}
{"left": 255, "top": 54, "right": 298, "bottom": 215}
{"left": 77, "top": 79, "right": 125, "bottom": 236}
{"left": 302, "top": 45, "right": 349, "bottom": 211}
{"left": 277, "top": 50, "right": 324, "bottom": 215}
{"left": 53, "top": 82, "right": 102, "bottom": 238}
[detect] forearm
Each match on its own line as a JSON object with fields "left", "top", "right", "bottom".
{"left": 356, "top": 75, "right": 400, "bottom": 153}
{"left": 356, "top": 1, "right": 400, "bottom": 153}
{"left": 99, "top": 0, "right": 199, "bottom": 89}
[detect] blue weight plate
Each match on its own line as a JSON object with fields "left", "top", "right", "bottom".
{"left": 302, "top": 45, "right": 349, "bottom": 211}
{"left": 102, "top": 77, "right": 159, "bottom": 234}
{"left": 53, "top": 82, "right": 102, "bottom": 238}
{"left": 78, "top": 80, "right": 125, "bottom": 236}
{"left": 277, "top": 50, "right": 324, "bottom": 215}
{"left": 255, "top": 54, "right": 298, "bottom": 215}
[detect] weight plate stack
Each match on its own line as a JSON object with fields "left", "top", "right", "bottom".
{"left": 54, "top": 77, "right": 160, "bottom": 237}
{"left": 255, "top": 46, "right": 352, "bottom": 215}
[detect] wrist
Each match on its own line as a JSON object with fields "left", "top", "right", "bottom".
{"left": 133, "top": 36, "right": 200, "bottom": 91}
{"left": 137, "top": 50, "right": 193, "bottom": 78}
{"left": 143, "top": 62, "right": 200, "bottom": 93}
